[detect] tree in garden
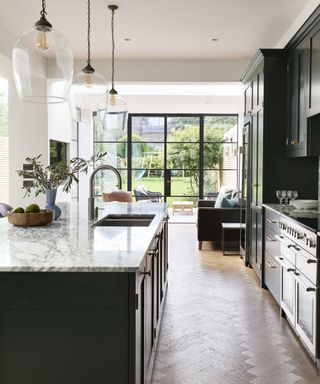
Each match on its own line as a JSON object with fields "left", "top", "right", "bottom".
{"left": 118, "top": 134, "right": 153, "bottom": 160}
{"left": 167, "top": 124, "right": 228, "bottom": 194}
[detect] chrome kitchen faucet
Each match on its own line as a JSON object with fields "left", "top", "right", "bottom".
{"left": 88, "top": 165, "right": 122, "bottom": 220}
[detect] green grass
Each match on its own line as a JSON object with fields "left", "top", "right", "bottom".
{"left": 132, "top": 177, "right": 198, "bottom": 207}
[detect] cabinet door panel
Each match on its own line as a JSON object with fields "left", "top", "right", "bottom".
{"left": 310, "top": 28, "right": 320, "bottom": 111}
{"left": 287, "top": 56, "right": 298, "bottom": 144}
{"left": 144, "top": 253, "right": 153, "bottom": 376}
{"left": 251, "top": 114, "right": 258, "bottom": 206}
{"left": 257, "top": 109, "right": 263, "bottom": 206}
{"left": 245, "top": 83, "right": 253, "bottom": 115}
{"left": 298, "top": 47, "right": 307, "bottom": 144}
{"left": 256, "top": 209, "right": 263, "bottom": 272}
{"left": 281, "top": 264, "right": 295, "bottom": 324}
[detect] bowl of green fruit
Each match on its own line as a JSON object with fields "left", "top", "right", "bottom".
{"left": 7, "top": 204, "right": 54, "bottom": 227}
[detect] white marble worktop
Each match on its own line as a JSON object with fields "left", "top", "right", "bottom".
{"left": 0, "top": 202, "right": 168, "bottom": 272}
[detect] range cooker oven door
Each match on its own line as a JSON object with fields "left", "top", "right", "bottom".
{"left": 295, "top": 272, "right": 317, "bottom": 357}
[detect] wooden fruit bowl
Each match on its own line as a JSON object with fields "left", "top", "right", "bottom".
{"left": 7, "top": 210, "right": 54, "bottom": 227}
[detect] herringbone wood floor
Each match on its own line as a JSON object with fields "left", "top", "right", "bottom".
{"left": 151, "top": 224, "right": 320, "bottom": 384}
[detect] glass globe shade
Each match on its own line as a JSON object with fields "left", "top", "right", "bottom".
{"left": 12, "top": 27, "right": 73, "bottom": 103}
{"left": 70, "top": 70, "right": 107, "bottom": 122}
{"left": 107, "top": 92, "right": 128, "bottom": 114}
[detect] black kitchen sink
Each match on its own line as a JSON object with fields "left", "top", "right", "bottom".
{"left": 92, "top": 214, "right": 155, "bottom": 227}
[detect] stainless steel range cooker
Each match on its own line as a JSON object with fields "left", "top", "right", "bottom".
{"left": 264, "top": 206, "right": 319, "bottom": 364}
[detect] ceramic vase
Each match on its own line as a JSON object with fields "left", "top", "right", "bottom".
{"left": 45, "top": 188, "right": 61, "bottom": 220}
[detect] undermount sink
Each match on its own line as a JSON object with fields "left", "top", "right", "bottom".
{"left": 92, "top": 214, "right": 155, "bottom": 227}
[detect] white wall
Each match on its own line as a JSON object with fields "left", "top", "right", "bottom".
{"left": 74, "top": 59, "right": 250, "bottom": 83}
{"left": 78, "top": 121, "right": 94, "bottom": 206}
{"left": 276, "top": 0, "right": 320, "bottom": 48}
{"left": 47, "top": 102, "right": 73, "bottom": 203}
{"left": 8, "top": 79, "right": 48, "bottom": 208}
{"left": 0, "top": 49, "right": 49, "bottom": 208}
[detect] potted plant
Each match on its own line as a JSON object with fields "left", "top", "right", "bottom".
{"left": 17, "top": 152, "right": 106, "bottom": 219}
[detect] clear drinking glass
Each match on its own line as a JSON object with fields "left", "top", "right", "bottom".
{"left": 291, "top": 190, "right": 298, "bottom": 201}
{"left": 285, "top": 190, "right": 292, "bottom": 206}
{"left": 276, "top": 190, "right": 286, "bottom": 206}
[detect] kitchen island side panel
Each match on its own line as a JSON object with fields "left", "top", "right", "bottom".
{"left": 0, "top": 272, "right": 130, "bottom": 384}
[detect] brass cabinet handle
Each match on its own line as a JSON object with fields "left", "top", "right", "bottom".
{"left": 141, "top": 270, "right": 151, "bottom": 277}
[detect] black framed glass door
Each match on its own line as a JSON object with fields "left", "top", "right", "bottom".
{"left": 94, "top": 114, "right": 238, "bottom": 203}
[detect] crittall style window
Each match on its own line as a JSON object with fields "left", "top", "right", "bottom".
{"left": 94, "top": 114, "right": 238, "bottom": 204}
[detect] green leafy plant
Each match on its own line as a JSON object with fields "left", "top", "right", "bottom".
{"left": 17, "top": 152, "right": 106, "bottom": 197}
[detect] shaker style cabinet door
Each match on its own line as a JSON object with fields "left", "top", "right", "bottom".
{"left": 281, "top": 262, "right": 296, "bottom": 325}
{"left": 286, "top": 39, "right": 308, "bottom": 157}
{"left": 309, "top": 27, "right": 320, "bottom": 114}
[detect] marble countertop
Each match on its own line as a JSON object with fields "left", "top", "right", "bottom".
{"left": 0, "top": 202, "right": 168, "bottom": 272}
{"left": 264, "top": 203, "right": 320, "bottom": 233}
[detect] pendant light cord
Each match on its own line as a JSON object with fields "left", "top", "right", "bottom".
{"left": 40, "top": 0, "right": 47, "bottom": 17}
{"left": 111, "top": 7, "right": 115, "bottom": 90}
{"left": 40, "top": 0, "right": 47, "bottom": 18}
{"left": 87, "top": 0, "right": 91, "bottom": 66}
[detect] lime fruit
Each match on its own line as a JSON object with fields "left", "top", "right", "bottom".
{"left": 25, "top": 204, "right": 41, "bottom": 213}
{"left": 12, "top": 207, "right": 25, "bottom": 213}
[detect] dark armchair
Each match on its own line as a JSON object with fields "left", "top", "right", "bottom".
{"left": 134, "top": 185, "right": 162, "bottom": 202}
{"left": 197, "top": 199, "right": 244, "bottom": 250}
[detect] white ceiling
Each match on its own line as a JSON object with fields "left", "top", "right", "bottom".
{"left": 0, "top": 0, "right": 314, "bottom": 60}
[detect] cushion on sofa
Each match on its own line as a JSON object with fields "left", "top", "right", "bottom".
{"left": 220, "top": 197, "right": 237, "bottom": 208}
{"left": 215, "top": 191, "right": 232, "bottom": 208}
{"left": 102, "top": 191, "right": 132, "bottom": 202}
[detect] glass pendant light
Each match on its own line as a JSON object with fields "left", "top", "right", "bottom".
{"left": 106, "top": 5, "right": 128, "bottom": 114}
{"left": 12, "top": 0, "right": 73, "bottom": 103}
{"left": 71, "top": 0, "right": 107, "bottom": 122}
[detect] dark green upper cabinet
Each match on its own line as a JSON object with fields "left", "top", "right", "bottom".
{"left": 309, "top": 27, "right": 320, "bottom": 114}
{"left": 286, "top": 23, "right": 320, "bottom": 157}
{"left": 286, "top": 39, "right": 309, "bottom": 157}
{"left": 244, "top": 82, "right": 253, "bottom": 118}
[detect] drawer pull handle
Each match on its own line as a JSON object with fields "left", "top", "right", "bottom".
{"left": 287, "top": 268, "right": 295, "bottom": 272}
{"left": 294, "top": 272, "right": 300, "bottom": 276}
{"left": 307, "top": 259, "right": 316, "bottom": 264}
{"left": 287, "top": 244, "right": 300, "bottom": 251}
{"left": 266, "top": 235, "right": 276, "bottom": 241}
{"left": 267, "top": 261, "right": 276, "bottom": 268}
{"left": 141, "top": 270, "right": 151, "bottom": 277}
{"left": 279, "top": 257, "right": 284, "bottom": 260}
{"left": 267, "top": 218, "right": 277, "bottom": 224}
{"left": 306, "top": 287, "right": 316, "bottom": 292}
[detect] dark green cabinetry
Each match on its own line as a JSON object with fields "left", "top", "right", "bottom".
{"left": 140, "top": 219, "right": 168, "bottom": 384}
{"left": 286, "top": 19, "right": 320, "bottom": 157}
{"left": 241, "top": 50, "right": 318, "bottom": 280}
{"left": 0, "top": 219, "right": 168, "bottom": 384}
{"left": 286, "top": 40, "right": 308, "bottom": 157}
{"left": 309, "top": 27, "right": 320, "bottom": 114}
